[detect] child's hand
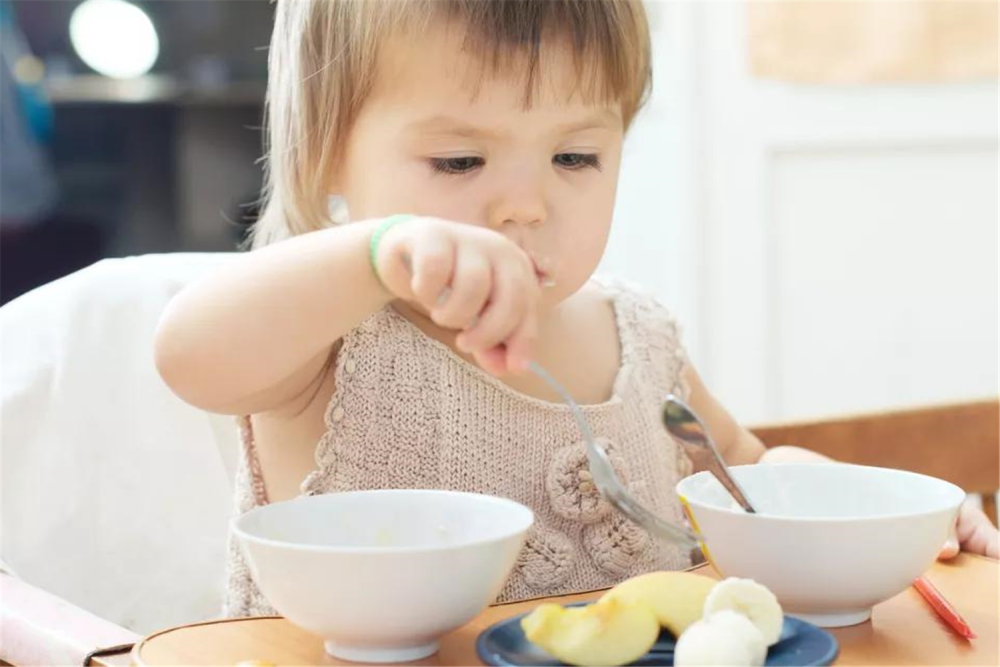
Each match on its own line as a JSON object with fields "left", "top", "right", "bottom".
{"left": 374, "top": 216, "right": 541, "bottom": 376}
{"left": 938, "top": 499, "right": 999, "bottom": 560}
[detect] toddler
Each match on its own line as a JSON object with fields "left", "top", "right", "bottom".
{"left": 155, "top": 0, "right": 998, "bottom": 617}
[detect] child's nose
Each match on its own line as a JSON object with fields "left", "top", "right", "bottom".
{"left": 486, "top": 177, "right": 548, "bottom": 229}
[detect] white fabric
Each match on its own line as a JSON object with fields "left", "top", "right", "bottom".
{"left": 0, "top": 253, "right": 239, "bottom": 634}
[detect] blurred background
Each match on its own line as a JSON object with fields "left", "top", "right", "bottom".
{"left": 0, "top": 0, "right": 997, "bottom": 422}
{"left": 1, "top": 0, "right": 271, "bottom": 302}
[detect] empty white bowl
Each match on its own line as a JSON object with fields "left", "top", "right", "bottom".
{"left": 676, "top": 463, "right": 964, "bottom": 627}
{"left": 232, "top": 489, "right": 533, "bottom": 662}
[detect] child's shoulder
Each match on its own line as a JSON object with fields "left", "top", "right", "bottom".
{"left": 577, "top": 275, "right": 689, "bottom": 396}
{"left": 586, "top": 274, "right": 683, "bottom": 331}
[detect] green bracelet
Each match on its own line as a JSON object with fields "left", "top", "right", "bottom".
{"left": 370, "top": 214, "right": 417, "bottom": 285}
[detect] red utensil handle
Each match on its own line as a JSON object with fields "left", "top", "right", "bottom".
{"left": 913, "top": 575, "right": 976, "bottom": 640}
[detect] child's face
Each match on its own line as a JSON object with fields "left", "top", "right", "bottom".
{"left": 336, "top": 22, "right": 625, "bottom": 305}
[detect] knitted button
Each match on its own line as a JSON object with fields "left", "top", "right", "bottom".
{"left": 546, "top": 439, "right": 625, "bottom": 524}
{"left": 345, "top": 358, "right": 357, "bottom": 374}
{"left": 583, "top": 510, "right": 651, "bottom": 577}
{"left": 331, "top": 405, "right": 345, "bottom": 422}
{"left": 514, "top": 526, "right": 576, "bottom": 590}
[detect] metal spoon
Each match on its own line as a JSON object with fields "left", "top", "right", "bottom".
{"left": 662, "top": 395, "right": 757, "bottom": 513}
{"left": 528, "top": 362, "right": 700, "bottom": 550}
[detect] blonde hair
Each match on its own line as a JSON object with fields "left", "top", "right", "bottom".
{"left": 252, "top": 0, "right": 652, "bottom": 248}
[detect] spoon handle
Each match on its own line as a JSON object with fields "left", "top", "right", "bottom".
{"left": 663, "top": 395, "right": 758, "bottom": 514}
{"left": 528, "top": 362, "right": 700, "bottom": 551}
{"left": 709, "top": 466, "right": 758, "bottom": 514}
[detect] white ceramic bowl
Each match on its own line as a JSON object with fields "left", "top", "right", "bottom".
{"left": 232, "top": 489, "right": 533, "bottom": 663}
{"left": 676, "top": 463, "right": 965, "bottom": 627}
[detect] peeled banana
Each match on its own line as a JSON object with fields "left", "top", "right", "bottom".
{"left": 703, "top": 577, "right": 784, "bottom": 646}
{"left": 675, "top": 610, "right": 767, "bottom": 666}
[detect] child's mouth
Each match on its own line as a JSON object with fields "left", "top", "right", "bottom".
{"left": 529, "top": 253, "right": 556, "bottom": 288}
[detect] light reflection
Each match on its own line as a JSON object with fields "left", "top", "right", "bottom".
{"left": 69, "top": 0, "right": 159, "bottom": 79}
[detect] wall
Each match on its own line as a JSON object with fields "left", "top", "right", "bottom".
{"left": 604, "top": 1, "right": 998, "bottom": 423}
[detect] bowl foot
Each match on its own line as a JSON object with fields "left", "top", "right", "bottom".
{"left": 324, "top": 639, "right": 440, "bottom": 663}
{"left": 788, "top": 608, "right": 872, "bottom": 628}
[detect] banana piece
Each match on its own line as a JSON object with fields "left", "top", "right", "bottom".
{"left": 521, "top": 598, "right": 660, "bottom": 666}
{"left": 703, "top": 577, "right": 784, "bottom": 646}
{"left": 600, "top": 571, "right": 718, "bottom": 636}
{"left": 675, "top": 610, "right": 767, "bottom": 666}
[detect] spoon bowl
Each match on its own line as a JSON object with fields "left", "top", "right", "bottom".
{"left": 662, "top": 395, "right": 757, "bottom": 514}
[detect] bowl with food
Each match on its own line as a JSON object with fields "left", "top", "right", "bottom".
{"left": 677, "top": 462, "right": 965, "bottom": 627}
{"left": 232, "top": 489, "right": 533, "bottom": 663}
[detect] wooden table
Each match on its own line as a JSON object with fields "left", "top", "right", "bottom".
{"left": 120, "top": 553, "right": 997, "bottom": 666}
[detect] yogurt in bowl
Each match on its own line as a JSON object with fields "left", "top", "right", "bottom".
{"left": 232, "top": 489, "right": 533, "bottom": 662}
{"left": 676, "top": 463, "right": 965, "bottom": 627}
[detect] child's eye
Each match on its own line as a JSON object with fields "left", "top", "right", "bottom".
{"left": 553, "top": 153, "right": 602, "bottom": 171}
{"left": 429, "top": 156, "right": 484, "bottom": 175}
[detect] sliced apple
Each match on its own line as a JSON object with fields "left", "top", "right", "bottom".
{"left": 600, "top": 571, "right": 718, "bottom": 636}
{"left": 521, "top": 598, "right": 660, "bottom": 666}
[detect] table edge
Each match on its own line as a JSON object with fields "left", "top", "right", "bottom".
{"left": 131, "top": 616, "right": 285, "bottom": 666}
{"left": 128, "top": 556, "right": 996, "bottom": 665}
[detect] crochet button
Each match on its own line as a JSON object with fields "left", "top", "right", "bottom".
{"left": 345, "top": 358, "right": 356, "bottom": 374}
{"left": 332, "top": 406, "right": 345, "bottom": 422}
{"left": 547, "top": 440, "right": 620, "bottom": 524}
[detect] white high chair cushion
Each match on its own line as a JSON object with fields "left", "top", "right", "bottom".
{"left": 1, "top": 253, "right": 239, "bottom": 634}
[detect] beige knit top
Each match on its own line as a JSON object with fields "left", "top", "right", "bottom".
{"left": 223, "top": 277, "right": 695, "bottom": 618}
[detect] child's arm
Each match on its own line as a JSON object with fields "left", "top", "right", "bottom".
{"left": 154, "top": 217, "right": 540, "bottom": 415}
{"left": 684, "top": 365, "right": 833, "bottom": 466}
{"left": 155, "top": 220, "right": 391, "bottom": 415}
{"left": 680, "top": 365, "right": 825, "bottom": 467}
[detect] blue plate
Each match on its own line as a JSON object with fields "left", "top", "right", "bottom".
{"left": 476, "top": 602, "right": 839, "bottom": 666}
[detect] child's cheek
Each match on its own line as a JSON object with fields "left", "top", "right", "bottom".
{"left": 547, "top": 245, "right": 606, "bottom": 303}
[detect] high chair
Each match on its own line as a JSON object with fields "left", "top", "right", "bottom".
{"left": 0, "top": 253, "right": 239, "bottom": 665}
{"left": 751, "top": 400, "right": 1000, "bottom": 526}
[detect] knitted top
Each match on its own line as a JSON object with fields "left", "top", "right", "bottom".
{"left": 223, "top": 277, "right": 695, "bottom": 617}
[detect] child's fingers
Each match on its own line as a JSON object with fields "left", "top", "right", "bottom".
{"left": 937, "top": 533, "right": 961, "bottom": 560}
{"left": 955, "top": 501, "right": 1000, "bottom": 559}
{"left": 456, "top": 267, "right": 527, "bottom": 354}
{"left": 502, "top": 313, "right": 538, "bottom": 374}
{"left": 473, "top": 345, "right": 509, "bottom": 377}
{"left": 938, "top": 511, "right": 961, "bottom": 559}
{"left": 962, "top": 521, "right": 999, "bottom": 560}
{"left": 955, "top": 502, "right": 977, "bottom": 543}
{"left": 409, "top": 233, "right": 455, "bottom": 306}
{"left": 431, "top": 248, "right": 492, "bottom": 329}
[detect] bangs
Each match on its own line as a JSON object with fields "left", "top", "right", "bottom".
{"left": 405, "top": 0, "right": 651, "bottom": 122}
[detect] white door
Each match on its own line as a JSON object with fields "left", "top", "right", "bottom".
{"left": 608, "top": 1, "right": 998, "bottom": 423}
